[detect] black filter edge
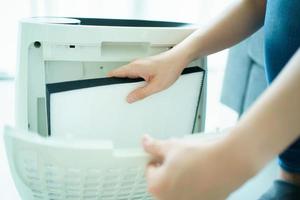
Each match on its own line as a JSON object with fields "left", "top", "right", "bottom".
{"left": 46, "top": 66, "right": 203, "bottom": 94}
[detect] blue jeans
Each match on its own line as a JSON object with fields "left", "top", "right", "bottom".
{"left": 264, "top": 0, "right": 300, "bottom": 173}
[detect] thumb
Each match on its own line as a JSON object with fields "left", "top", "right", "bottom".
{"left": 146, "top": 164, "right": 166, "bottom": 196}
{"left": 142, "top": 135, "right": 167, "bottom": 160}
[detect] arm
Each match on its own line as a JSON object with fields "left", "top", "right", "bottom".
{"left": 108, "top": 0, "right": 266, "bottom": 103}
{"left": 143, "top": 49, "right": 300, "bottom": 200}
{"left": 171, "top": 0, "right": 266, "bottom": 62}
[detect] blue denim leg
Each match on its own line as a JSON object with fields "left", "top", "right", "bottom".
{"left": 264, "top": 0, "right": 300, "bottom": 173}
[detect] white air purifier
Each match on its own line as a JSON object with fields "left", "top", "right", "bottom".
{"left": 4, "top": 17, "right": 208, "bottom": 200}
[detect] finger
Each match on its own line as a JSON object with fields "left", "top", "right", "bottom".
{"left": 142, "top": 135, "right": 167, "bottom": 159}
{"left": 127, "top": 79, "right": 160, "bottom": 103}
{"left": 145, "top": 165, "right": 162, "bottom": 195}
{"left": 146, "top": 164, "right": 168, "bottom": 196}
{"left": 107, "top": 64, "right": 139, "bottom": 78}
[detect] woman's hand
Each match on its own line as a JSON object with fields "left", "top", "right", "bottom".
{"left": 142, "top": 134, "right": 258, "bottom": 200}
{"left": 107, "top": 51, "right": 189, "bottom": 103}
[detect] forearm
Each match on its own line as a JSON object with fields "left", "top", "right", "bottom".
{"left": 169, "top": 0, "right": 266, "bottom": 64}
{"left": 228, "top": 49, "right": 300, "bottom": 172}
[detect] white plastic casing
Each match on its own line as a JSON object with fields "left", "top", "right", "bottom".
{"left": 15, "top": 17, "right": 207, "bottom": 136}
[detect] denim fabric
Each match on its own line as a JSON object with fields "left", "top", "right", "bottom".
{"left": 258, "top": 180, "right": 300, "bottom": 200}
{"left": 264, "top": 0, "right": 300, "bottom": 173}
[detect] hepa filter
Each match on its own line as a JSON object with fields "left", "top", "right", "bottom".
{"left": 46, "top": 67, "right": 204, "bottom": 148}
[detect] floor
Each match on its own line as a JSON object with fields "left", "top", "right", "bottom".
{"left": 0, "top": 51, "right": 278, "bottom": 199}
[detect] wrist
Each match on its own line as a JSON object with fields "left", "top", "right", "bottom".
{"left": 170, "top": 30, "right": 207, "bottom": 65}
{"left": 218, "top": 131, "right": 261, "bottom": 187}
{"left": 160, "top": 48, "right": 191, "bottom": 73}
{"left": 190, "top": 134, "right": 258, "bottom": 194}
{"left": 171, "top": 45, "right": 195, "bottom": 66}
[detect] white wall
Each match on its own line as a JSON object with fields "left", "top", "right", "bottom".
{"left": 30, "top": 0, "right": 222, "bottom": 23}
{"left": 0, "top": 0, "right": 31, "bottom": 74}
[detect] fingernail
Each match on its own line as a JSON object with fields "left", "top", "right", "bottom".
{"left": 143, "top": 135, "right": 152, "bottom": 146}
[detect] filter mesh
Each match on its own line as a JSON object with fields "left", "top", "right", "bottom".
{"left": 19, "top": 151, "right": 152, "bottom": 200}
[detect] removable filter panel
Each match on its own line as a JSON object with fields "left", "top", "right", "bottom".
{"left": 47, "top": 67, "right": 205, "bottom": 148}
